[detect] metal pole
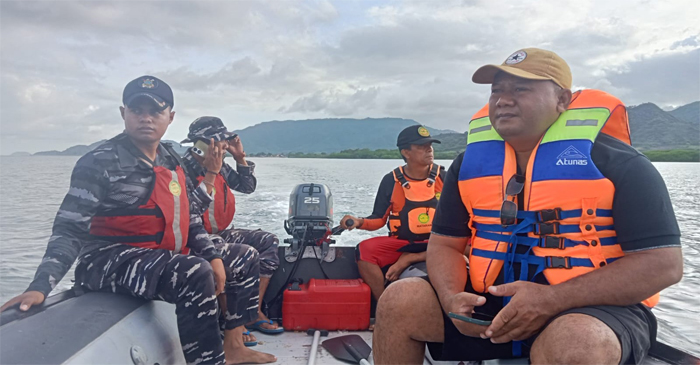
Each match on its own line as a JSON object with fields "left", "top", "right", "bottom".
{"left": 307, "top": 330, "right": 321, "bottom": 365}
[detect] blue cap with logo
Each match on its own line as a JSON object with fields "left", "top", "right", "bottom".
{"left": 122, "top": 75, "right": 174, "bottom": 110}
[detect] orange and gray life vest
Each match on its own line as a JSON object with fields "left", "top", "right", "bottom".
{"left": 197, "top": 173, "right": 236, "bottom": 234}
{"left": 388, "top": 164, "right": 441, "bottom": 242}
{"left": 457, "top": 89, "right": 659, "bottom": 306}
{"left": 90, "top": 165, "right": 191, "bottom": 255}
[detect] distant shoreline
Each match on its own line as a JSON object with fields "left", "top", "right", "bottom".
{"left": 254, "top": 148, "right": 700, "bottom": 163}
{"left": 642, "top": 149, "right": 700, "bottom": 162}
{"left": 6, "top": 148, "right": 699, "bottom": 163}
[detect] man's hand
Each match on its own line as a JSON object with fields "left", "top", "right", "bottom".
{"left": 442, "top": 291, "right": 489, "bottom": 337}
{"left": 203, "top": 138, "right": 226, "bottom": 174}
{"left": 385, "top": 255, "right": 411, "bottom": 282}
{"left": 210, "top": 258, "right": 226, "bottom": 296}
{"left": 1, "top": 291, "right": 45, "bottom": 312}
{"left": 226, "top": 136, "right": 247, "bottom": 165}
{"left": 484, "top": 281, "right": 560, "bottom": 343}
{"left": 340, "top": 215, "right": 362, "bottom": 230}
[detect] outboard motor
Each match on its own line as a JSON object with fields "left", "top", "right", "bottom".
{"left": 283, "top": 183, "right": 342, "bottom": 260}
{"left": 284, "top": 183, "right": 334, "bottom": 243}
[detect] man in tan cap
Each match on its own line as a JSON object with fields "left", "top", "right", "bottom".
{"left": 372, "top": 48, "right": 683, "bottom": 364}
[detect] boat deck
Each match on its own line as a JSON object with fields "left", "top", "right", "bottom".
{"left": 254, "top": 329, "right": 668, "bottom": 365}
{"left": 254, "top": 329, "right": 477, "bottom": 365}
{"left": 255, "top": 330, "right": 377, "bottom": 364}
{"left": 0, "top": 291, "right": 680, "bottom": 364}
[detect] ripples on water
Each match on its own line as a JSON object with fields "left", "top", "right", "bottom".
{"left": 0, "top": 157, "right": 698, "bottom": 355}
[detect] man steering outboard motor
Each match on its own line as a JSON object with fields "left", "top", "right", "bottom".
{"left": 281, "top": 182, "right": 426, "bottom": 286}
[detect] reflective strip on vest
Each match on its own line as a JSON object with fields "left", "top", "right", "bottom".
{"left": 566, "top": 119, "right": 598, "bottom": 127}
{"left": 208, "top": 201, "right": 219, "bottom": 234}
{"left": 540, "top": 107, "right": 611, "bottom": 144}
{"left": 470, "top": 124, "right": 493, "bottom": 134}
{"left": 467, "top": 116, "right": 504, "bottom": 145}
{"left": 170, "top": 170, "right": 184, "bottom": 253}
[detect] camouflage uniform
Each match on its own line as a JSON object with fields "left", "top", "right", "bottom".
{"left": 182, "top": 117, "right": 280, "bottom": 279}
{"left": 217, "top": 229, "right": 279, "bottom": 278}
{"left": 26, "top": 133, "right": 259, "bottom": 365}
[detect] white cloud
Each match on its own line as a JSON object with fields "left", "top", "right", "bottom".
{"left": 1, "top": 0, "right": 698, "bottom": 154}
{"left": 284, "top": 86, "right": 380, "bottom": 115}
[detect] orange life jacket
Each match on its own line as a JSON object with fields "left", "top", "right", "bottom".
{"left": 90, "top": 165, "right": 191, "bottom": 254}
{"left": 457, "top": 89, "right": 659, "bottom": 308}
{"left": 388, "top": 164, "right": 441, "bottom": 242}
{"left": 198, "top": 173, "right": 236, "bottom": 234}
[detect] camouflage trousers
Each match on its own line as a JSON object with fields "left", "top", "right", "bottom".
{"left": 76, "top": 242, "right": 260, "bottom": 365}
{"left": 217, "top": 228, "right": 279, "bottom": 278}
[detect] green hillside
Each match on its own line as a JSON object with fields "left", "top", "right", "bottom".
{"left": 669, "top": 101, "right": 699, "bottom": 125}
{"left": 628, "top": 103, "right": 699, "bottom": 150}
{"left": 34, "top": 140, "right": 108, "bottom": 156}
{"left": 432, "top": 132, "right": 467, "bottom": 153}
{"left": 28, "top": 101, "right": 699, "bottom": 159}
{"left": 234, "top": 118, "right": 453, "bottom": 154}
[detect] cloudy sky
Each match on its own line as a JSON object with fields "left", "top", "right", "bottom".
{"left": 1, "top": 0, "right": 698, "bottom": 154}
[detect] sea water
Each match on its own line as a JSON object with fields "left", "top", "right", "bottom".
{"left": 1, "top": 156, "right": 698, "bottom": 356}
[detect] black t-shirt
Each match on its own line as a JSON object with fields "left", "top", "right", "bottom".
{"left": 366, "top": 172, "right": 399, "bottom": 220}
{"left": 431, "top": 134, "right": 682, "bottom": 314}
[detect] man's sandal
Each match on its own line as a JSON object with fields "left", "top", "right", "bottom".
{"left": 246, "top": 319, "right": 284, "bottom": 334}
{"left": 243, "top": 330, "right": 258, "bottom": 346}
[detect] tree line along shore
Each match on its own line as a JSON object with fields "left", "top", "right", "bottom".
{"left": 248, "top": 148, "right": 700, "bottom": 162}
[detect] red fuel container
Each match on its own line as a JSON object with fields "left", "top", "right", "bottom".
{"left": 282, "top": 278, "right": 371, "bottom": 331}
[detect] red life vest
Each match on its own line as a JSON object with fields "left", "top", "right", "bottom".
{"left": 198, "top": 173, "right": 236, "bottom": 234}
{"left": 90, "top": 165, "right": 191, "bottom": 254}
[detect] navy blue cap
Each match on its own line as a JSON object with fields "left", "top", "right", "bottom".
{"left": 397, "top": 125, "right": 441, "bottom": 149}
{"left": 122, "top": 75, "right": 174, "bottom": 110}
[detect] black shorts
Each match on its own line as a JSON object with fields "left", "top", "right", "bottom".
{"left": 427, "top": 303, "right": 657, "bottom": 364}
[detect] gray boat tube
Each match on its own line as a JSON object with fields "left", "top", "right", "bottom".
{"left": 0, "top": 287, "right": 184, "bottom": 364}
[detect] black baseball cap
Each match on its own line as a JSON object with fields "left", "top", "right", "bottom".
{"left": 181, "top": 116, "right": 237, "bottom": 144}
{"left": 122, "top": 75, "right": 174, "bottom": 111}
{"left": 397, "top": 125, "right": 441, "bottom": 149}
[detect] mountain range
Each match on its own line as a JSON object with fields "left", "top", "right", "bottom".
{"left": 630, "top": 101, "right": 699, "bottom": 150}
{"left": 14, "top": 101, "right": 699, "bottom": 157}
{"left": 233, "top": 118, "right": 453, "bottom": 154}
{"left": 32, "top": 140, "right": 112, "bottom": 156}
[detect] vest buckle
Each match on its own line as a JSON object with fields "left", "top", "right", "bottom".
{"left": 535, "top": 222, "right": 560, "bottom": 235}
{"left": 537, "top": 208, "right": 562, "bottom": 222}
{"left": 540, "top": 236, "right": 565, "bottom": 249}
{"left": 546, "top": 256, "right": 571, "bottom": 269}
